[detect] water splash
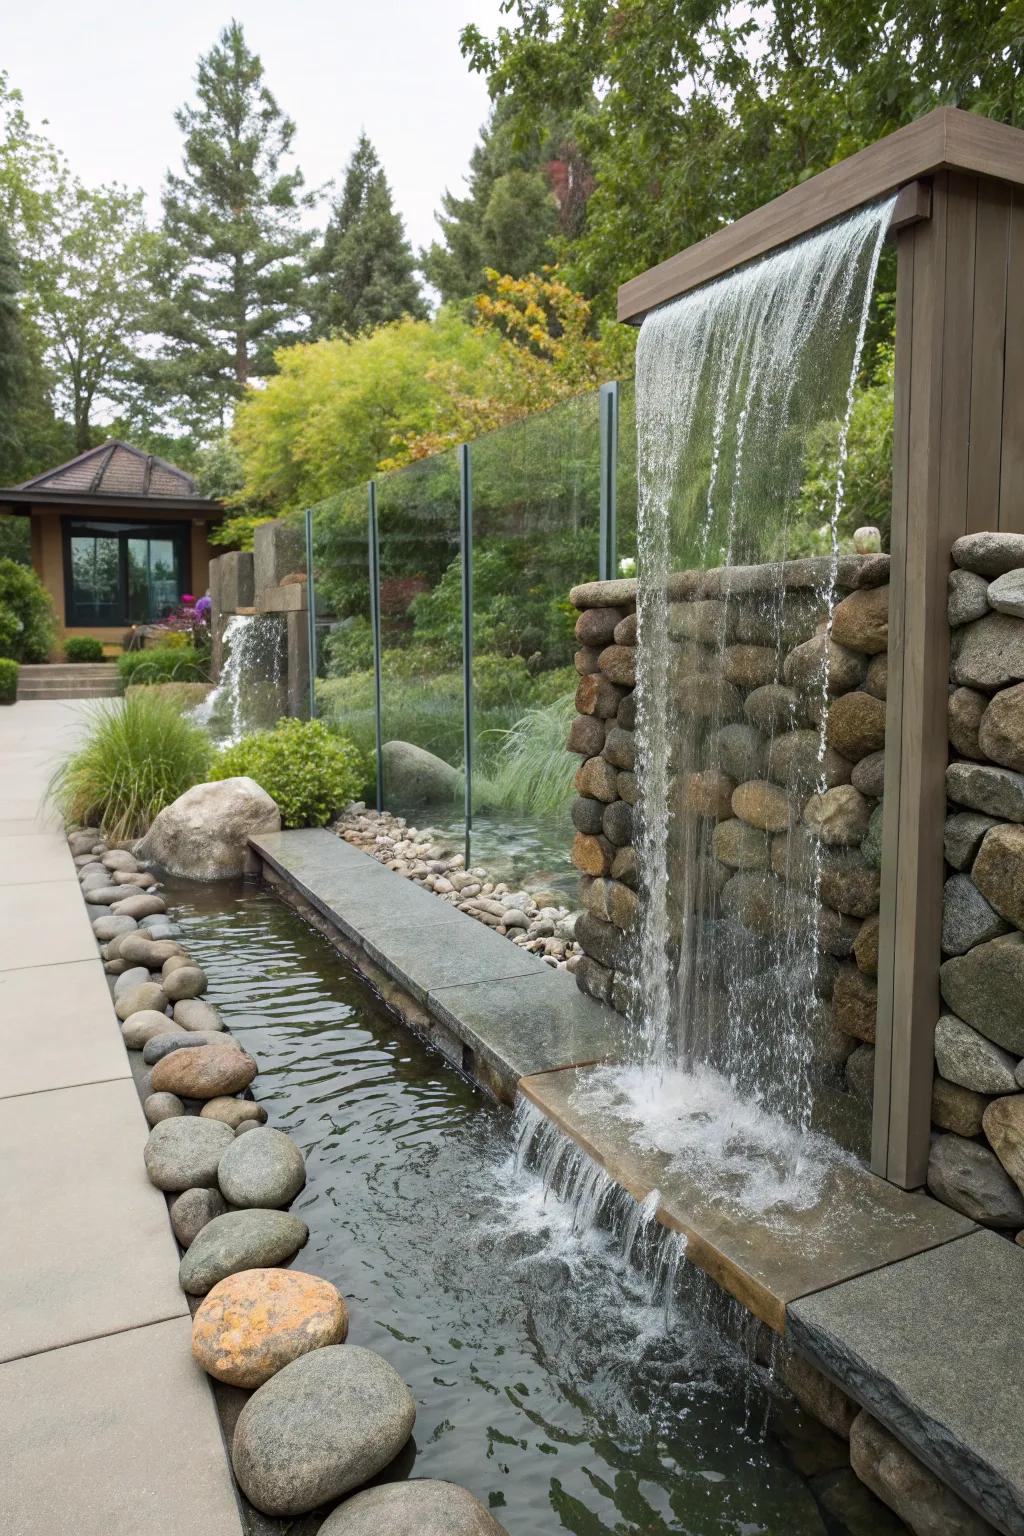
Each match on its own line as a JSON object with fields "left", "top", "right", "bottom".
{"left": 630, "top": 200, "right": 894, "bottom": 1145}
{"left": 192, "top": 612, "right": 286, "bottom": 744}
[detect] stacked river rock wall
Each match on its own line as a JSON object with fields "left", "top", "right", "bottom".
{"left": 928, "top": 532, "right": 1024, "bottom": 1231}
{"left": 568, "top": 557, "right": 892, "bottom": 1147}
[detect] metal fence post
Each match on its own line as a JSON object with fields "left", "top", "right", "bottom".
{"left": 367, "top": 482, "right": 384, "bottom": 814}
{"left": 304, "top": 505, "right": 317, "bottom": 719}
{"left": 599, "top": 380, "right": 619, "bottom": 581}
{"left": 459, "top": 443, "right": 473, "bottom": 838}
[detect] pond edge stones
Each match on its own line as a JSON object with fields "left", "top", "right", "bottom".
{"left": 191, "top": 1267, "right": 346, "bottom": 1386}
{"left": 218, "top": 1126, "right": 307, "bottom": 1208}
{"left": 231, "top": 1344, "right": 417, "bottom": 1516}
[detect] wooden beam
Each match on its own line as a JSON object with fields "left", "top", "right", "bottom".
{"left": 618, "top": 108, "right": 1024, "bottom": 322}
{"left": 889, "top": 180, "right": 932, "bottom": 235}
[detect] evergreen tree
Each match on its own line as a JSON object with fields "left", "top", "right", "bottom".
{"left": 148, "top": 21, "right": 313, "bottom": 433}
{"left": 422, "top": 102, "right": 582, "bottom": 304}
{"left": 0, "top": 214, "right": 24, "bottom": 460}
{"left": 309, "top": 133, "right": 425, "bottom": 337}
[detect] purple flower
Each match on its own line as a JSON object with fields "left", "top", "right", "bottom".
{"left": 194, "top": 596, "right": 212, "bottom": 620}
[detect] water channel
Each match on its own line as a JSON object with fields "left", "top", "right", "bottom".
{"left": 167, "top": 875, "right": 895, "bottom": 1536}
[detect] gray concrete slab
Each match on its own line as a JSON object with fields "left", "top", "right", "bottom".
{"left": 0, "top": 829, "right": 78, "bottom": 885}
{"left": 428, "top": 968, "right": 629, "bottom": 1099}
{"left": 0, "top": 1075, "right": 188, "bottom": 1362}
{"left": 788, "top": 1230, "right": 1024, "bottom": 1536}
{"left": 0, "top": 958, "right": 130, "bottom": 1099}
{"left": 358, "top": 912, "right": 549, "bottom": 1003}
{"left": 0, "top": 1316, "right": 243, "bottom": 1535}
{"left": 0, "top": 877, "right": 98, "bottom": 972}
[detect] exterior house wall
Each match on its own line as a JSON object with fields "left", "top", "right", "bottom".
{"left": 26, "top": 504, "right": 217, "bottom": 655}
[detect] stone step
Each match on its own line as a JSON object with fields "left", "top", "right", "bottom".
{"left": 17, "top": 684, "right": 121, "bottom": 700}
{"left": 19, "top": 665, "right": 117, "bottom": 677}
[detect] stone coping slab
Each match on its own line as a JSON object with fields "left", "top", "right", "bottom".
{"left": 518, "top": 1064, "right": 976, "bottom": 1334}
{"left": 0, "top": 958, "right": 130, "bottom": 1099}
{"left": 0, "top": 1316, "right": 243, "bottom": 1535}
{"left": 249, "top": 828, "right": 629, "bottom": 1098}
{"left": 0, "top": 1076, "right": 188, "bottom": 1362}
{"left": 428, "top": 971, "right": 626, "bottom": 1101}
{"left": 788, "top": 1231, "right": 1024, "bottom": 1536}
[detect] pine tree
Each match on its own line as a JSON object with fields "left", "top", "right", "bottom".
{"left": 422, "top": 102, "right": 579, "bottom": 304}
{"left": 309, "top": 133, "right": 425, "bottom": 338}
{"left": 147, "top": 21, "right": 313, "bottom": 433}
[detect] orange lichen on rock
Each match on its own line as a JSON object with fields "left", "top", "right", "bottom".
{"left": 191, "top": 1268, "right": 349, "bottom": 1388}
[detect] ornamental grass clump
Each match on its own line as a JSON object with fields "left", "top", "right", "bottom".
{"left": 50, "top": 693, "right": 212, "bottom": 841}
{"left": 211, "top": 717, "right": 365, "bottom": 829}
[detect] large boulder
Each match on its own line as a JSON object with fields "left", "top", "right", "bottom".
{"left": 135, "top": 777, "right": 280, "bottom": 880}
{"left": 380, "top": 740, "right": 460, "bottom": 809}
{"left": 319, "top": 1481, "right": 511, "bottom": 1535}
{"left": 231, "top": 1345, "right": 416, "bottom": 1516}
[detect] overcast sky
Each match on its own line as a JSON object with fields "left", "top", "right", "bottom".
{"left": 2, "top": 0, "right": 507, "bottom": 256}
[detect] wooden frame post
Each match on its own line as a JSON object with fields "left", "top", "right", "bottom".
{"left": 874, "top": 173, "right": 1024, "bottom": 1186}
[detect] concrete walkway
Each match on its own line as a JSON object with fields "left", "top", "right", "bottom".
{"left": 0, "top": 702, "right": 242, "bottom": 1535}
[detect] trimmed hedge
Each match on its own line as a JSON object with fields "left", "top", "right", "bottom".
{"left": 64, "top": 636, "right": 106, "bottom": 663}
{"left": 0, "top": 657, "right": 18, "bottom": 704}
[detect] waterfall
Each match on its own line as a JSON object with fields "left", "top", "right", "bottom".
{"left": 626, "top": 199, "right": 894, "bottom": 1141}
{"left": 192, "top": 613, "right": 286, "bottom": 744}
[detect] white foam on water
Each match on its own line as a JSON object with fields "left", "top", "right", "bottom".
{"left": 572, "top": 1062, "right": 853, "bottom": 1218}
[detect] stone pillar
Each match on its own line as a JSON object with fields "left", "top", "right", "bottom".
{"left": 253, "top": 519, "right": 305, "bottom": 596}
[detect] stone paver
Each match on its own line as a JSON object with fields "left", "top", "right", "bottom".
{"left": 0, "top": 1075, "right": 189, "bottom": 1362}
{"left": 0, "top": 958, "right": 129, "bottom": 1099}
{"left": 0, "top": 702, "right": 242, "bottom": 1534}
{"left": 789, "top": 1231, "right": 1024, "bottom": 1536}
{"left": 0, "top": 1316, "right": 242, "bottom": 1535}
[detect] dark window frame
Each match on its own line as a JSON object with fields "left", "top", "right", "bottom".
{"left": 61, "top": 515, "right": 192, "bottom": 629}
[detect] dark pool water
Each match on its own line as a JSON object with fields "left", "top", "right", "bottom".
{"left": 167, "top": 878, "right": 882, "bottom": 1536}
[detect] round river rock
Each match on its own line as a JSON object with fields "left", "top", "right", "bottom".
{"left": 170, "top": 1187, "right": 229, "bottom": 1248}
{"left": 121, "top": 1012, "right": 182, "bottom": 1050}
{"left": 319, "top": 1480, "right": 510, "bottom": 1535}
{"left": 163, "top": 965, "right": 208, "bottom": 1002}
{"left": 144, "top": 1117, "right": 235, "bottom": 1191}
{"left": 143, "top": 1091, "right": 185, "bottom": 1126}
{"left": 217, "top": 1126, "right": 306, "bottom": 1208}
{"left": 181, "top": 1208, "right": 310, "bottom": 1294}
{"left": 151, "top": 1043, "right": 257, "bottom": 1100}
{"left": 114, "top": 982, "right": 168, "bottom": 1021}
{"left": 192, "top": 1267, "right": 345, "bottom": 1385}
{"left": 231, "top": 1345, "right": 416, "bottom": 1516}
{"left": 200, "top": 1096, "right": 267, "bottom": 1129}
{"left": 173, "top": 998, "right": 224, "bottom": 1032}
{"left": 142, "top": 1030, "right": 238, "bottom": 1067}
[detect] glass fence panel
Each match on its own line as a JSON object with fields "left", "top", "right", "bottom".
{"left": 375, "top": 450, "right": 465, "bottom": 832}
{"left": 616, "top": 375, "right": 638, "bottom": 570}
{"left": 310, "top": 485, "right": 378, "bottom": 804}
{"left": 468, "top": 390, "right": 601, "bottom": 897}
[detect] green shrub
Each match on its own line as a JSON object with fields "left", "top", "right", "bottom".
{"left": 0, "top": 657, "right": 18, "bottom": 704}
{"left": 211, "top": 717, "right": 365, "bottom": 828}
{"left": 0, "top": 558, "right": 56, "bottom": 662}
{"left": 49, "top": 693, "right": 212, "bottom": 841}
{"left": 322, "top": 616, "right": 374, "bottom": 677}
{"left": 64, "top": 636, "right": 106, "bottom": 663}
{"left": 117, "top": 647, "right": 209, "bottom": 687}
